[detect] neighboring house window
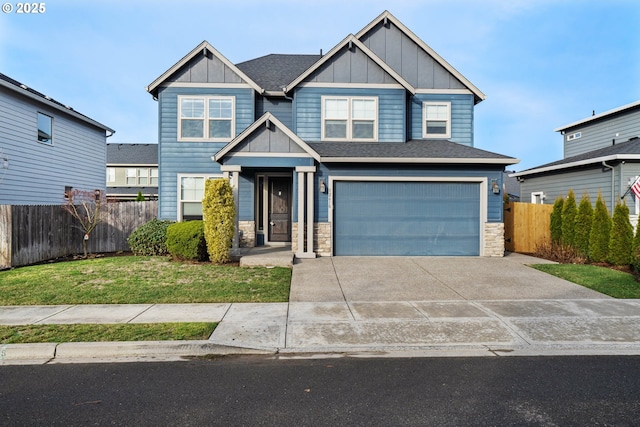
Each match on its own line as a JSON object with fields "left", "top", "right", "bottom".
{"left": 422, "top": 102, "right": 451, "bottom": 138}
{"left": 531, "top": 192, "right": 545, "bottom": 204}
{"left": 321, "top": 96, "right": 377, "bottom": 141}
{"left": 37, "top": 112, "right": 53, "bottom": 144}
{"left": 178, "top": 174, "right": 221, "bottom": 221}
{"left": 138, "top": 168, "right": 149, "bottom": 185}
{"left": 107, "top": 168, "right": 116, "bottom": 183}
{"left": 126, "top": 168, "right": 137, "bottom": 185}
{"left": 150, "top": 168, "right": 158, "bottom": 186}
{"left": 178, "top": 96, "right": 235, "bottom": 141}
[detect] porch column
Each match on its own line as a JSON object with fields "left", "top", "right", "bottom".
{"left": 221, "top": 165, "right": 242, "bottom": 253}
{"left": 296, "top": 166, "right": 316, "bottom": 259}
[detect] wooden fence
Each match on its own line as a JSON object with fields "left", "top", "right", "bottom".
{"left": 0, "top": 201, "right": 157, "bottom": 268}
{"left": 503, "top": 202, "right": 553, "bottom": 253}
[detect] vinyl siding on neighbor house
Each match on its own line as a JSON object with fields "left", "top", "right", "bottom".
{"left": 563, "top": 109, "right": 640, "bottom": 158}
{"left": 0, "top": 87, "right": 106, "bottom": 205}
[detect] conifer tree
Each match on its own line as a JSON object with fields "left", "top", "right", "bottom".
{"left": 561, "top": 189, "right": 577, "bottom": 247}
{"left": 574, "top": 193, "right": 593, "bottom": 258}
{"left": 550, "top": 196, "right": 564, "bottom": 244}
{"left": 588, "top": 193, "right": 611, "bottom": 263}
{"left": 608, "top": 201, "right": 633, "bottom": 266}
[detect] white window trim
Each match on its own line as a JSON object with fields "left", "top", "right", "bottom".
{"left": 321, "top": 96, "right": 378, "bottom": 142}
{"left": 531, "top": 191, "right": 545, "bottom": 204}
{"left": 422, "top": 101, "right": 451, "bottom": 139}
{"left": 177, "top": 95, "right": 235, "bottom": 142}
{"left": 176, "top": 173, "right": 222, "bottom": 221}
{"left": 37, "top": 112, "right": 53, "bottom": 145}
{"left": 107, "top": 167, "right": 116, "bottom": 183}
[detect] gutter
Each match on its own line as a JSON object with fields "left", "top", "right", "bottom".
{"left": 602, "top": 161, "right": 615, "bottom": 214}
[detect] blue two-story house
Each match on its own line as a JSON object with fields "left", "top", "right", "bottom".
{"left": 147, "top": 11, "right": 518, "bottom": 257}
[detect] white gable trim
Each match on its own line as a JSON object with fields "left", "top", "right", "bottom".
{"left": 510, "top": 154, "right": 640, "bottom": 178}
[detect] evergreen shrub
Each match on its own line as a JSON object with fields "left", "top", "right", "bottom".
{"left": 166, "top": 220, "right": 208, "bottom": 261}
{"left": 574, "top": 193, "right": 593, "bottom": 258}
{"left": 127, "top": 218, "right": 173, "bottom": 256}
{"left": 550, "top": 196, "right": 564, "bottom": 244}
{"left": 589, "top": 193, "right": 611, "bottom": 263}
{"left": 561, "top": 189, "right": 577, "bottom": 247}
{"left": 608, "top": 202, "right": 633, "bottom": 266}
{"left": 202, "top": 178, "right": 235, "bottom": 264}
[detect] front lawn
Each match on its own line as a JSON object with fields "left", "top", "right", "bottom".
{"left": 0, "top": 256, "right": 291, "bottom": 305}
{"left": 531, "top": 264, "right": 640, "bottom": 298}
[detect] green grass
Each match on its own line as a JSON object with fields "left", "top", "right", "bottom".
{"left": 0, "top": 256, "right": 291, "bottom": 305}
{"left": 0, "top": 322, "right": 216, "bottom": 344}
{"left": 531, "top": 264, "right": 640, "bottom": 298}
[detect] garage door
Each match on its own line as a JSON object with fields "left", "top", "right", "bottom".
{"left": 333, "top": 181, "right": 481, "bottom": 256}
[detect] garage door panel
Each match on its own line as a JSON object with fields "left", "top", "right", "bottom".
{"left": 334, "top": 181, "right": 480, "bottom": 256}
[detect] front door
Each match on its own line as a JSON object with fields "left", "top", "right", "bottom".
{"left": 268, "top": 177, "right": 291, "bottom": 242}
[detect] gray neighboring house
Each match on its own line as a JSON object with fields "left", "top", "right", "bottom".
{"left": 0, "top": 72, "right": 114, "bottom": 205}
{"left": 512, "top": 100, "right": 640, "bottom": 223}
{"left": 106, "top": 143, "right": 158, "bottom": 201}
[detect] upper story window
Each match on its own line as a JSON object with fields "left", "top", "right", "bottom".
{"left": 107, "top": 168, "right": 116, "bottom": 183}
{"left": 322, "top": 96, "right": 377, "bottom": 141}
{"left": 37, "top": 112, "right": 53, "bottom": 144}
{"left": 567, "top": 131, "right": 581, "bottom": 141}
{"left": 178, "top": 96, "right": 235, "bottom": 142}
{"left": 125, "top": 168, "right": 158, "bottom": 186}
{"left": 422, "top": 102, "right": 451, "bottom": 139}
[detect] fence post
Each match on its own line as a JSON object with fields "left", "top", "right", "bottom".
{"left": 0, "top": 205, "right": 12, "bottom": 268}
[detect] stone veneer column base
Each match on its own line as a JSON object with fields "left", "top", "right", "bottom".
{"left": 238, "top": 221, "right": 256, "bottom": 248}
{"left": 484, "top": 222, "right": 505, "bottom": 257}
{"left": 292, "top": 222, "right": 331, "bottom": 256}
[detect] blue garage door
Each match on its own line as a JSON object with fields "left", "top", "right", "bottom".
{"left": 334, "top": 181, "right": 481, "bottom": 256}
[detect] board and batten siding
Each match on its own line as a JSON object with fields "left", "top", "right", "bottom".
{"left": 564, "top": 109, "right": 640, "bottom": 158}
{"left": 0, "top": 87, "right": 106, "bottom": 205}
{"left": 311, "top": 164, "right": 504, "bottom": 223}
{"left": 294, "top": 87, "right": 406, "bottom": 142}
{"left": 156, "top": 86, "right": 254, "bottom": 220}
{"left": 410, "top": 93, "right": 474, "bottom": 146}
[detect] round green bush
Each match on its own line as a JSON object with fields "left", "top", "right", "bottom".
{"left": 127, "top": 218, "right": 173, "bottom": 256}
{"left": 166, "top": 220, "right": 208, "bottom": 262}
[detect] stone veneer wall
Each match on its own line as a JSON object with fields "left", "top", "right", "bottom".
{"left": 238, "top": 221, "right": 255, "bottom": 248}
{"left": 292, "top": 222, "right": 331, "bottom": 256}
{"left": 484, "top": 222, "right": 505, "bottom": 257}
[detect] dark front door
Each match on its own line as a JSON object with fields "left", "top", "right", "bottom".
{"left": 268, "top": 177, "right": 291, "bottom": 242}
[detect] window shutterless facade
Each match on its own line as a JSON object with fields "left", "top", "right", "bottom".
{"left": 321, "top": 96, "right": 377, "bottom": 141}
{"left": 177, "top": 174, "right": 222, "bottom": 221}
{"left": 37, "top": 112, "right": 53, "bottom": 144}
{"left": 422, "top": 102, "right": 451, "bottom": 138}
{"left": 178, "top": 96, "right": 235, "bottom": 141}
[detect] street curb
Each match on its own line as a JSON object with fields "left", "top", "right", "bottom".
{"left": 1, "top": 343, "right": 57, "bottom": 362}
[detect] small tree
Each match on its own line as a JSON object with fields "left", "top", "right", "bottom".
{"left": 561, "top": 189, "right": 577, "bottom": 247}
{"left": 550, "top": 196, "right": 564, "bottom": 244}
{"left": 202, "top": 178, "right": 235, "bottom": 264}
{"left": 62, "top": 188, "right": 109, "bottom": 258}
{"left": 608, "top": 201, "right": 633, "bottom": 266}
{"left": 136, "top": 191, "right": 146, "bottom": 201}
{"left": 574, "top": 193, "right": 593, "bottom": 258}
{"left": 633, "top": 215, "right": 640, "bottom": 272}
{"left": 588, "top": 193, "right": 611, "bottom": 263}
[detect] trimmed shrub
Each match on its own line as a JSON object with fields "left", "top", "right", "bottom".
{"left": 550, "top": 196, "right": 564, "bottom": 244}
{"left": 202, "top": 178, "right": 235, "bottom": 264}
{"left": 127, "top": 218, "right": 173, "bottom": 256}
{"left": 166, "top": 220, "right": 208, "bottom": 261}
{"left": 574, "top": 193, "right": 593, "bottom": 258}
{"left": 561, "top": 189, "right": 577, "bottom": 247}
{"left": 589, "top": 193, "right": 611, "bottom": 263}
{"left": 608, "top": 202, "right": 633, "bottom": 266}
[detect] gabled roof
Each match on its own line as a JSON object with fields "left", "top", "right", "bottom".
{"left": 214, "top": 112, "right": 321, "bottom": 162}
{"left": 356, "top": 10, "right": 486, "bottom": 104}
{"left": 554, "top": 100, "right": 640, "bottom": 133}
{"left": 236, "top": 54, "right": 321, "bottom": 94}
{"left": 0, "top": 72, "right": 115, "bottom": 133}
{"left": 308, "top": 140, "right": 518, "bottom": 164}
{"left": 107, "top": 143, "right": 158, "bottom": 165}
{"left": 283, "top": 34, "right": 416, "bottom": 95}
{"left": 511, "top": 138, "right": 640, "bottom": 178}
{"left": 146, "top": 41, "right": 264, "bottom": 97}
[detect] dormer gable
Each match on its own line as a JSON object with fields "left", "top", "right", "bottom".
{"left": 356, "top": 11, "right": 485, "bottom": 104}
{"left": 146, "top": 41, "right": 264, "bottom": 98}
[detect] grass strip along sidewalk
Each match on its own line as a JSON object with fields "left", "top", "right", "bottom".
{"left": 0, "top": 256, "right": 290, "bottom": 344}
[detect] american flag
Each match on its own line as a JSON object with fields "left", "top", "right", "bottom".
{"left": 632, "top": 177, "right": 640, "bottom": 199}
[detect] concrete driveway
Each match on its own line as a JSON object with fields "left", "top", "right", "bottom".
{"left": 290, "top": 252, "right": 608, "bottom": 302}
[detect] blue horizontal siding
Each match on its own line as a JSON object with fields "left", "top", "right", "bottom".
{"left": 410, "top": 94, "right": 474, "bottom": 146}
{"left": 294, "top": 87, "right": 406, "bottom": 142}
{"left": 257, "top": 97, "right": 293, "bottom": 129}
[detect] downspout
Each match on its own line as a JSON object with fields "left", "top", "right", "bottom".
{"left": 602, "top": 161, "right": 615, "bottom": 215}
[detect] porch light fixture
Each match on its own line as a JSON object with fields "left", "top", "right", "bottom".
{"left": 320, "top": 179, "right": 326, "bottom": 193}
{"left": 491, "top": 179, "right": 500, "bottom": 194}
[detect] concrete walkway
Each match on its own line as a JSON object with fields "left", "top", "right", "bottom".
{"left": 2, "top": 253, "right": 640, "bottom": 364}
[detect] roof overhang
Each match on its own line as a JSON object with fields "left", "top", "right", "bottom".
{"left": 319, "top": 156, "right": 519, "bottom": 165}
{"left": 510, "top": 154, "right": 640, "bottom": 178}
{"left": 554, "top": 100, "right": 640, "bottom": 133}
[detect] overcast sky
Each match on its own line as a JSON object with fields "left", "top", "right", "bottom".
{"left": 1, "top": 0, "right": 638, "bottom": 171}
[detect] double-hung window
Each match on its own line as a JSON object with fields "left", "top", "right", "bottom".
{"left": 422, "top": 102, "right": 451, "bottom": 138}
{"left": 178, "top": 96, "right": 235, "bottom": 141}
{"left": 178, "top": 174, "right": 222, "bottom": 221}
{"left": 322, "top": 96, "right": 377, "bottom": 141}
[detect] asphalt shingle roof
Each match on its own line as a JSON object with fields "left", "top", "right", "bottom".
{"left": 236, "top": 54, "right": 321, "bottom": 92}
{"left": 107, "top": 143, "right": 158, "bottom": 165}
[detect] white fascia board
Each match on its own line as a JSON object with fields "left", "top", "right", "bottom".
{"left": 510, "top": 154, "right": 640, "bottom": 177}
{"left": 355, "top": 10, "right": 485, "bottom": 103}
{"left": 146, "top": 41, "right": 264, "bottom": 96}
{"left": 554, "top": 100, "right": 640, "bottom": 132}
{"left": 320, "top": 156, "right": 519, "bottom": 165}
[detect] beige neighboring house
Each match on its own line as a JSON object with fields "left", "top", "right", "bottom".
{"left": 106, "top": 143, "right": 158, "bottom": 201}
